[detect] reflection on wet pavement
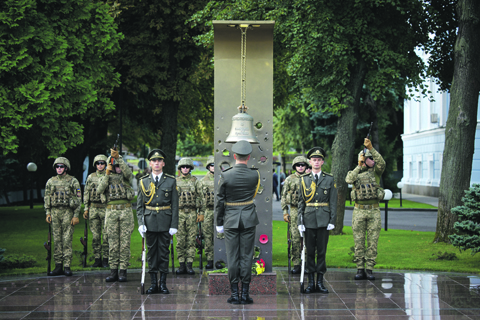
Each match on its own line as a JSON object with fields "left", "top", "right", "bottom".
{"left": 0, "top": 268, "right": 479, "bottom": 319}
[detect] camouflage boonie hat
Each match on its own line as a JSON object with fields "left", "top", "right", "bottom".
{"left": 53, "top": 157, "right": 71, "bottom": 170}
{"left": 205, "top": 156, "right": 214, "bottom": 169}
{"left": 93, "top": 154, "right": 107, "bottom": 166}
{"left": 178, "top": 157, "right": 194, "bottom": 170}
{"left": 232, "top": 140, "right": 252, "bottom": 156}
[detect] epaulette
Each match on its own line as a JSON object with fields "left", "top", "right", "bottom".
{"left": 140, "top": 174, "right": 150, "bottom": 180}
{"left": 323, "top": 172, "right": 333, "bottom": 177}
{"left": 250, "top": 167, "right": 258, "bottom": 170}
{"left": 164, "top": 173, "right": 175, "bottom": 179}
{"left": 300, "top": 172, "right": 310, "bottom": 177}
{"left": 223, "top": 167, "right": 233, "bottom": 172}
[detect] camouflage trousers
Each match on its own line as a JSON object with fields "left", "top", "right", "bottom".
{"left": 105, "top": 206, "right": 134, "bottom": 270}
{"left": 203, "top": 207, "right": 214, "bottom": 261}
{"left": 288, "top": 207, "right": 302, "bottom": 266}
{"left": 89, "top": 206, "right": 109, "bottom": 259}
{"left": 352, "top": 206, "right": 381, "bottom": 269}
{"left": 51, "top": 207, "right": 75, "bottom": 267}
{"left": 176, "top": 208, "right": 197, "bottom": 263}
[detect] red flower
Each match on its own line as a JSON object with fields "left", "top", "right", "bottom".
{"left": 259, "top": 258, "right": 265, "bottom": 268}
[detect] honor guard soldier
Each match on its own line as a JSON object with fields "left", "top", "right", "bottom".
{"left": 298, "top": 147, "right": 337, "bottom": 294}
{"left": 44, "top": 157, "right": 82, "bottom": 276}
{"left": 198, "top": 156, "right": 215, "bottom": 269}
{"left": 83, "top": 154, "right": 109, "bottom": 268}
{"left": 281, "top": 155, "right": 309, "bottom": 274}
{"left": 97, "top": 149, "right": 135, "bottom": 282}
{"left": 137, "top": 149, "right": 179, "bottom": 294}
{"left": 215, "top": 140, "right": 261, "bottom": 305}
{"left": 345, "top": 138, "right": 385, "bottom": 280}
{"left": 175, "top": 157, "right": 205, "bottom": 274}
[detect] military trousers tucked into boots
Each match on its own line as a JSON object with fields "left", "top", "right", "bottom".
{"left": 146, "top": 231, "right": 171, "bottom": 273}
{"left": 51, "top": 207, "right": 75, "bottom": 267}
{"left": 105, "top": 207, "right": 134, "bottom": 270}
{"left": 224, "top": 219, "right": 256, "bottom": 285}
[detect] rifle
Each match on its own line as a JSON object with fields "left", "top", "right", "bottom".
{"left": 300, "top": 216, "right": 306, "bottom": 293}
{"left": 196, "top": 222, "right": 204, "bottom": 270}
{"left": 44, "top": 224, "right": 51, "bottom": 276}
{"left": 363, "top": 122, "right": 374, "bottom": 156}
{"left": 111, "top": 134, "right": 120, "bottom": 165}
{"left": 287, "top": 222, "right": 291, "bottom": 273}
{"left": 80, "top": 218, "right": 88, "bottom": 267}
{"left": 170, "top": 235, "right": 175, "bottom": 274}
{"left": 141, "top": 236, "right": 146, "bottom": 294}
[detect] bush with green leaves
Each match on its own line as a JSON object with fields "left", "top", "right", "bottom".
{"left": 0, "top": 248, "right": 5, "bottom": 262}
{"left": 0, "top": 254, "right": 36, "bottom": 269}
{"left": 449, "top": 184, "right": 480, "bottom": 255}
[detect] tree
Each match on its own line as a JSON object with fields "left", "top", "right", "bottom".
{"left": 449, "top": 184, "right": 480, "bottom": 255}
{"left": 0, "top": 0, "right": 122, "bottom": 156}
{"left": 431, "top": 0, "right": 480, "bottom": 243}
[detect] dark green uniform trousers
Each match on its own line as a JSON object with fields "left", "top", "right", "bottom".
{"left": 305, "top": 227, "right": 329, "bottom": 274}
{"left": 146, "top": 231, "right": 170, "bottom": 273}
{"left": 224, "top": 220, "right": 256, "bottom": 284}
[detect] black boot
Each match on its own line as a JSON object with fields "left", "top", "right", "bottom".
{"left": 64, "top": 266, "right": 73, "bottom": 277}
{"left": 241, "top": 283, "right": 253, "bottom": 304}
{"left": 304, "top": 274, "right": 315, "bottom": 294}
{"left": 159, "top": 273, "right": 170, "bottom": 294}
{"left": 227, "top": 283, "right": 240, "bottom": 304}
{"left": 146, "top": 272, "right": 158, "bottom": 294}
{"left": 366, "top": 269, "right": 375, "bottom": 280}
{"left": 91, "top": 258, "right": 102, "bottom": 268}
{"left": 176, "top": 262, "right": 187, "bottom": 274}
{"left": 118, "top": 269, "right": 127, "bottom": 282}
{"left": 205, "top": 260, "right": 214, "bottom": 269}
{"left": 106, "top": 269, "right": 118, "bottom": 282}
{"left": 354, "top": 269, "right": 367, "bottom": 280}
{"left": 48, "top": 263, "right": 64, "bottom": 276}
{"left": 316, "top": 273, "right": 329, "bottom": 294}
{"left": 291, "top": 265, "right": 301, "bottom": 274}
{"left": 186, "top": 262, "right": 195, "bottom": 275}
{"left": 102, "top": 258, "right": 109, "bottom": 268}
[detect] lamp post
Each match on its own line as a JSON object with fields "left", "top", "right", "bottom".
{"left": 383, "top": 189, "right": 393, "bottom": 231}
{"left": 27, "top": 162, "right": 37, "bottom": 209}
{"left": 397, "top": 181, "right": 404, "bottom": 207}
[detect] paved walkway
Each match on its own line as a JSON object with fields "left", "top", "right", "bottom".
{"left": 1, "top": 268, "right": 479, "bottom": 319}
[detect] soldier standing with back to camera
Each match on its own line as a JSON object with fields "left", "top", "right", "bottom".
{"left": 216, "top": 140, "right": 261, "bottom": 305}
{"left": 175, "top": 157, "right": 205, "bottom": 274}
{"left": 281, "top": 156, "right": 309, "bottom": 274}
{"left": 137, "top": 149, "right": 179, "bottom": 294}
{"left": 345, "top": 138, "right": 385, "bottom": 281}
{"left": 97, "top": 148, "right": 135, "bottom": 282}
{"left": 198, "top": 156, "right": 215, "bottom": 269}
{"left": 44, "top": 157, "right": 82, "bottom": 276}
{"left": 83, "top": 154, "right": 109, "bottom": 268}
{"left": 298, "top": 147, "right": 337, "bottom": 294}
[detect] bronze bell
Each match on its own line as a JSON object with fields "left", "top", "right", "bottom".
{"left": 225, "top": 105, "right": 260, "bottom": 144}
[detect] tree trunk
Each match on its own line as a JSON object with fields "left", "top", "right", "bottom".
{"left": 434, "top": 0, "right": 480, "bottom": 243}
{"left": 161, "top": 100, "right": 179, "bottom": 176}
{"left": 331, "top": 56, "right": 367, "bottom": 235}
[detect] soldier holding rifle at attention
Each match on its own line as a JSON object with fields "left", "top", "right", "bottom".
{"left": 298, "top": 147, "right": 337, "bottom": 294}
{"left": 198, "top": 156, "right": 216, "bottom": 269}
{"left": 346, "top": 137, "right": 385, "bottom": 281}
{"left": 137, "top": 149, "right": 179, "bottom": 294}
{"left": 44, "top": 157, "right": 82, "bottom": 276}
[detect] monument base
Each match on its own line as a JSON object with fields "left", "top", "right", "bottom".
{"left": 208, "top": 272, "right": 277, "bottom": 295}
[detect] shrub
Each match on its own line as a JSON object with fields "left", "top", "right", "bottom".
{"left": 0, "top": 254, "right": 37, "bottom": 269}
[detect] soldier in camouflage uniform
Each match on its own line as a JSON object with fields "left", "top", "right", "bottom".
{"left": 175, "top": 157, "right": 205, "bottom": 274}
{"left": 97, "top": 149, "right": 135, "bottom": 282}
{"left": 345, "top": 138, "right": 386, "bottom": 281}
{"left": 281, "top": 155, "right": 309, "bottom": 274}
{"left": 83, "top": 154, "right": 109, "bottom": 268}
{"left": 44, "top": 157, "right": 82, "bottom": 276}
{"left": 198, "top": 156, "right": 215, "bottom": 269}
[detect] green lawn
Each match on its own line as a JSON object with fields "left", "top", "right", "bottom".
{"left": 1, "top": 204, "right": 478, "bottom": 276}
{"left": 346, "top": 199, "right": 437, "bottom": 209}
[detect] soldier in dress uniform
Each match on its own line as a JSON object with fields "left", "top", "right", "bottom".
{"left": 83, "top": 154, "right": 109, "bottom": 268}
{"left": 298, "top": 147, "right": 337, "bottom": 294}
{"left": 198, "top": 156, "right": 215, "bottom": 269}
{"left": 44, "top": 157, "right": 82, "bottom": 276}
{"left": 281, "top": 155, "right": 309, "bottom": 274}
{"left": 215, "top": 140, "right": 261, "bottom": 305}
{"left": 97, "top": 149, "right": 135, "bottom": 282}
{"left": 345, "top": 138, "right": 385, "bottom": 281}
{"left": 175, "top": 158, "right": 205, "bottom": 274}
{"left": 137, "top": 149, "right": 179, "bottom": 294}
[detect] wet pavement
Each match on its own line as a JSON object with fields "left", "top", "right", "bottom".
{"left": 1, "top": 268, "right": 479, "bottom": 319}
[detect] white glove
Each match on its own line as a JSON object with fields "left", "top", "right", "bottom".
{"left": 298, "top": 225, "right": 305, "bottom": 233}
{"left": 169, "top": 228, "right": 177, "bottom": 236}
{"left": 138, "top": 225, "right": 147, "bottom": 238}
{"left": 327, "top": 224, "right": 335, "bottom": 231}
{"left": 216, "top": 226, "right": 224, "bottom": 234}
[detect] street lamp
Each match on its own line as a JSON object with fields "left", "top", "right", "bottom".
{"left": 397, "top": 181, "right": 404, "bottom": 207}
{"left": 27, "top": 162, "right": 37, "bottom": 209}
{"left": 383, "top": 189, "right": 393, "bottom": 231}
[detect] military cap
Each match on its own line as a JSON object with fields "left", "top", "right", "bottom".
{"left": 231, "top": 140, "right": 252, "bottom": 156}
{"left": 148, "top": 149, "right": 166, "bottom": 161}
{"left": 307, "top": 147, "right": 326, "bottom": 159}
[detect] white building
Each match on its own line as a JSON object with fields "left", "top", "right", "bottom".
{"left": 401, "top": 77, "right": 480, "bottom": 196}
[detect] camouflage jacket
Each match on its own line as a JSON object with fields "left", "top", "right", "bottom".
{"left": 281, "top": 172, "right": 303, "bottom": 212}
{"left": 44, "top": 174, "right": 82, "bottom": 217}
{"left": 97, "top": 156, "right": 134, "bottom": 204}
{"left": 176, "top": 173, "right": 205, "bottom": 215}
{"left": 198, "top": 172, "right": 215, "bottom": 208}
{"left": 84, "top": 170, "right": 107, "bottom": 209}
